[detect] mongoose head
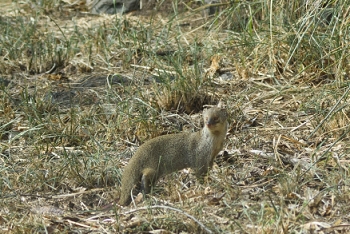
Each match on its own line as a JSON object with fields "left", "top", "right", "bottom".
{"left": 203, "top": 107, "right": 228, "bottom": 135}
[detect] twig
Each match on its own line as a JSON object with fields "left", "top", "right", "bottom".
{"left": 66, "top": 219, "right": 93, "bottom": 229}
{"left": 52, "top": 188, "right": 106, "bottom": 199}
{"left": 48, "top": 16, "right": 68, "bottom": 42}
{"left": 290, "top": 119, "right": 310, "bottom": 132}
{"left": 130, "top": 64, "right": 177, "bottom": 75}
{"left": 239, "top": 178, "right": 275, "bottom": 189}
{"left": 307, "top": 84, "right": 350, "bottom": 140}
{"left": 301, "top": 128, "right": 350, "bottom": 178}
{"left": 45, "top": 63, "right": 56, "bottom": 74}
{"left": 123, "top": 205, "right": 213, "bottom": 234}
{"left": 134, "top": 97, "right": 157, "bottom": 112}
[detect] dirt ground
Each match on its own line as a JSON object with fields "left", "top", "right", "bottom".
{"left": 1, "top": 0, "right": 350, "bottom": 233}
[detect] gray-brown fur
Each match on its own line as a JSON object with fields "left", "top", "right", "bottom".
{"left": 119, "top": 106, "right": 228, "bottom": 206}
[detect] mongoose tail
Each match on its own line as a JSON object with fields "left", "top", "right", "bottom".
{"left": 119, "top": 160, "right": 143, "bottom": 206}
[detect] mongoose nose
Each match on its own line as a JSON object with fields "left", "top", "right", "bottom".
{"left": 206, "top": 119, "right": 216, "bottom": 126}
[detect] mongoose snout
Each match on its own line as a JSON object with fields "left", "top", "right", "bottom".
{"left": 207, "top": 117, "right": 218, "bottom": 126}
{"left": 119, "top": 106, "right": 228, "bottom": 206}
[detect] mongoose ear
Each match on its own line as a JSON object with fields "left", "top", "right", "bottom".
{"left": 217, "top": 100, "right": 225, "bottom": 109}
{"left": 217, "top": 99, "right": 226, "bottom": 110}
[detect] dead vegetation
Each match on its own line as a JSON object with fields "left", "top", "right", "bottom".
{"left": 1, "top": 0, "right": 350, "bottom": 233}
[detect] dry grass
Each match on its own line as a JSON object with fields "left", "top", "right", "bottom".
{"left": 1, "top": 0, "right": 350, "bottom": 233}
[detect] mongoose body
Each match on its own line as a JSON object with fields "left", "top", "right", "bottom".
{"left": 119, "top": 107, "right": 228, "bottom": 206}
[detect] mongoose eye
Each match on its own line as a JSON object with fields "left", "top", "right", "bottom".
{"left": 207, "top": 116, "right": 219, "bottom": 125}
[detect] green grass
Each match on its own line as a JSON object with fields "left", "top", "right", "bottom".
{"left": 1, "top": 0, "right": 350, "bottom": 233}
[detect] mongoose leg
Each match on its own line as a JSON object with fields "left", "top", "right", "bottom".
{"left": 141, "top": 168, "right": 157, "bottom": 194}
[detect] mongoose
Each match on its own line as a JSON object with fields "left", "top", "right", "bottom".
{"left": 119, "top": 106, "right": 228, "bottom": 206}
